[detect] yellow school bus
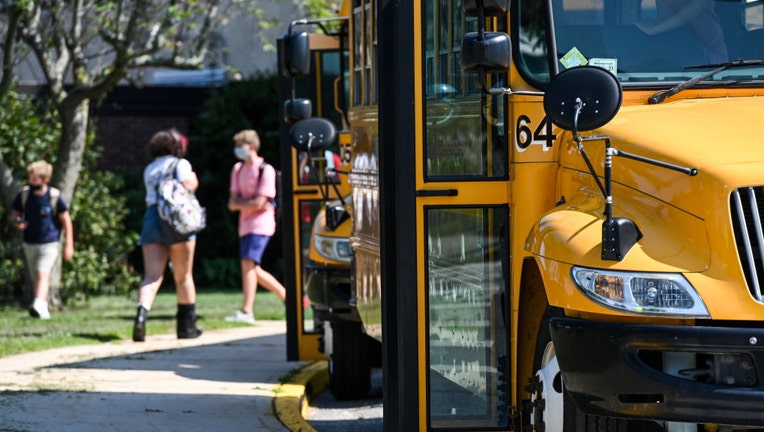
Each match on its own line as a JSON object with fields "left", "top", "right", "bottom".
{"left": 277, "top": 16, "right": 382, "bottom": 401}
{"left": 282, "top": 0, "right": 764, "bottom": 430}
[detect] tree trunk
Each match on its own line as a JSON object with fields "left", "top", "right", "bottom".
{"left": 53, "top": 98, "right": 90, "bottom": 203}
{"left": 47, "top": 98, "right": 90, "bottom": 308}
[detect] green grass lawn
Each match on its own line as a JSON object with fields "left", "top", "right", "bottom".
{"left": 0, "top": 288, "right": 286, "bottom": 358}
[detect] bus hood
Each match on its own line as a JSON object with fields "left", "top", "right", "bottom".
{"left": 565, "top": 96, "right": 764, "bottom": 218}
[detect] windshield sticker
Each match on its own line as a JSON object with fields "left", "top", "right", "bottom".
{"left": 560, "top": 47, "right": 588, "bottom": 69}
{"left": 589, "top": 58, "right": 618, "bottom": 75}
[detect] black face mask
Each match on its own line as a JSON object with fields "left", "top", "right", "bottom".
{"left": 28, "top": 183, "right": 43, "bottom": 191}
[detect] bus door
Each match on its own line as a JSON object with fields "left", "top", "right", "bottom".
{"left": 278, "top": 31, "right": 351, "bottom": 361}
{"left": 413, "top": 3, "right": 511, "bottom": 429}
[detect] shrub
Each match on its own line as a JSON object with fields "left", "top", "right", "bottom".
{"left": 0, "top": 89, "right": 140, "bottom": 305}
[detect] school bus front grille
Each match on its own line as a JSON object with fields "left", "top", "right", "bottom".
{"left": 731, "top": 187, "right": 764, "bottom": 302}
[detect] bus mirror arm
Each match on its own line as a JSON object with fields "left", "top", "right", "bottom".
{"left": 324, "top": 167, "right": 347, "bottom": 206}
{"left": 473, "top": 68, "right": 543, "bottom": 97}
{"left": 543, "top": 66, "right": 699, "bottom": 260}
{"left": 570, "top": 100, "right": 697, "bottom": 261}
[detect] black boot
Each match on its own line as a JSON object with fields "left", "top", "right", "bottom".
{"left": 177, "top": 303, "right": 202, "bottom": 339}
{"left": 133, "top": 306, "right": 148, "bottom": 342}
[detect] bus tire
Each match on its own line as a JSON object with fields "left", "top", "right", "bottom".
{"left": 328, "top": 320, "right": 372, "bottom": 400}
{"left": 525, "top": 307, "right": 628, "bottom": 432}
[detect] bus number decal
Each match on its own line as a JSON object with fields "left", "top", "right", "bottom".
{"left": 341, "top": 144, "right": 352, "bottom": 164}
{"left": 515, "top": 115, "right": 556, "bottom": 152}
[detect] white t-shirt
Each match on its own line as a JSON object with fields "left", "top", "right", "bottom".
{"left": 143, "top": 155, "right": 194, "bottom": 205}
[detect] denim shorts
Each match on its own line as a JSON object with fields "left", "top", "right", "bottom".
{"left": 139, "top": 205, "right": 195, "bottom": 246}
{"left": 240, "top": 234, "right": 271, "bottom": 265}
{"left": 22, "top": 242, "right": 60, "bottom": 275}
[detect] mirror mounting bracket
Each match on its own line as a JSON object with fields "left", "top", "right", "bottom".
{"left": 544, "top": 66, "right": 698, "bottom": 261}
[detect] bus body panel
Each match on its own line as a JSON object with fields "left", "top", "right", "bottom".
{"left": 281, "top": 0, "right": 764, "bottom": 429}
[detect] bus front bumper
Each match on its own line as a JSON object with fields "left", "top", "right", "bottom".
{"left": 551, "top": 317, "right": 764, "bottom": 426}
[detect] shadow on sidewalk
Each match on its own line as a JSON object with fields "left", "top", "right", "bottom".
{"left": 0, "top": 329, "right": 299, "bottom": 432}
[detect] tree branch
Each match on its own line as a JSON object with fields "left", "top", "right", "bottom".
{"left": 0, "top": 5, "right": 21, "bottom": 97}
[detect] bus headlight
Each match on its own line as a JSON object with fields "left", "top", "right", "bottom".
{"left": 314, "top": 235, "right": 352, "bottom": 263}
{"left": 571, "top": 267, "right": 710, "bottom": 318}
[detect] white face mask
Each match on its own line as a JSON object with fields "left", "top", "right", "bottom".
{"left": 234, "top": 146, "right": 250, "bottom": 160}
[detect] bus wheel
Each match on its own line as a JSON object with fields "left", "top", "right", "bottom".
{"left": 526, "top": 342, "right": 564, "bottom": 431}
{"left": 328, "top": 320, "right": 372, "bottom": 400}
{"left": 525, "top": 307, "right": 628, "bottom": 432}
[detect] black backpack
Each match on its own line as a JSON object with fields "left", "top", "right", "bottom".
{"left": 259, "top": 162, "right": 282, "bottom": 220}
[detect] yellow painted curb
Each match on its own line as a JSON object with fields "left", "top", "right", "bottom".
{"left": 273, "top": 360, "right": 329, "bottom": 432}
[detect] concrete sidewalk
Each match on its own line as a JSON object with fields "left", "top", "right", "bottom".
{"left": 0, "top": 320, "right": 323, "bottom": 432}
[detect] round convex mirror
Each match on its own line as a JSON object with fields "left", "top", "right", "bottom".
{"left": 543, "top": 66, "right": 622, "bottom": 132}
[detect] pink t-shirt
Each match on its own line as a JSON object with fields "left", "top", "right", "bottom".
{"left": 230, "top": 158, "right": 276, "bottom": 237}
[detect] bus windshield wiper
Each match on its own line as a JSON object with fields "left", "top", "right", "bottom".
{"left": 648, "top": 59, "right": 764, "bottom": 104}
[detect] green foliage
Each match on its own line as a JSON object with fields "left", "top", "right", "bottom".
{"left": 199, "top": 257, "right": 241, "bottom": 289}
{"left": 0, "top": 91, "right": 60, "bottom": 178}
{"left": 62, "top": 162, "right": 141, "bottom": 303}
{"left": 0, "top": 89, "right": 140, "bottom": 305}
{"left": 303, "top": 0, "right": 343, "bottom": 19}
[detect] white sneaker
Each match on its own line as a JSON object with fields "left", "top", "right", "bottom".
{"left": 29, "top": 300, "right": 51, "bottom": 320}
{"left": 225, "top": 310, "right": 255, "bottom": 324}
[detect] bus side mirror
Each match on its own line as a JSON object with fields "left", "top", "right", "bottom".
{"left": 280, "top": 31, "right": 310, "bottom": 78}
{"left": 543, "top": 66, "right": 634, "bottom": 261}
{"left": 284, "top": 98, "right": 312, "bottom": 123}
{"left": 543, "top": 66, "right": 622, "bottom": 131}
{"left": 461, "top": 32, "right": 511, "bottom": 74}
{"left": 288, "top": 117, "right": 337, "bottom": 152}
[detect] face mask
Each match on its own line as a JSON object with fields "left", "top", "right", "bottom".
{"left": 234, "top": 146, "right": 250, "bottom": 160}
{"left": 28, "top": 183, "right": 43, "bottom": 191}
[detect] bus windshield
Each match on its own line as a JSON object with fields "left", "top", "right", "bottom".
{"left": 517, "top": 0, "right": 764, "bottom": 85}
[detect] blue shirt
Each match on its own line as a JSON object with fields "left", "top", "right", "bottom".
{"left": 12, "top": 189, "right": 69, "bottom": 244}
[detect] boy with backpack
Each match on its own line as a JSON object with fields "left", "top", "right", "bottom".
{"left": 226, "top": 129, "right": 286, "bottom": 324}
{"left": 12, "top": 160, "right": 74, "bottom": 319}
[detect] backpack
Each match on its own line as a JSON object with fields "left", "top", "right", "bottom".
{"left": 258, "top": 162, "right": 282, "bottom": 220}
{"left": 21, "top": 185, "right": 61, "bottom": 221}
{"left": 157, "top": 159, "right": 207, "bottom": 236}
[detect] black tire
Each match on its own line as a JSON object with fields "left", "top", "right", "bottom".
{"left": 329, "top": 320, "right": 372, "bottom": 400}
{"left": 526, "top": 307, "right": 628, "bottom": 432}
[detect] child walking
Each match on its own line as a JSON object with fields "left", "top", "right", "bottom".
{"left": 12, "top": 160, "right": 74, "bottom": 319}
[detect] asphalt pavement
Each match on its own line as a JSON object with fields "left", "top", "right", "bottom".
{"left": 306, "top": 368, "right": 383, "bottom": 432}
{"left": 0, "top": 321, "right": 317, "bottom": 432}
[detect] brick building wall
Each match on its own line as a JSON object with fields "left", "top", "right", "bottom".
{"left": 94, "top": 115, "right": 190, "bottom": 171}
{"left": 92, "top": 86, "right": 210, "bottom": 172}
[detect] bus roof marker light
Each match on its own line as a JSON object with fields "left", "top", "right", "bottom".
{"left": 544, "top": 66, "right": 697, "bottom": 261}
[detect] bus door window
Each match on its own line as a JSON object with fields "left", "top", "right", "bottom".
{"left": 426, "top": 207, "right": 509, "bottom": 429}
{"left": 423, "top": 0, "right": 510, "bottom": 429}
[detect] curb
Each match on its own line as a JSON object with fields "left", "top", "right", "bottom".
{"left": 273, "top": 360, "right": 329, "bottom": 432}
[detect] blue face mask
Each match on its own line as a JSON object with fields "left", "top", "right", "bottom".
{"left": 234, "top": 146, "right": 250, "bottom": 160}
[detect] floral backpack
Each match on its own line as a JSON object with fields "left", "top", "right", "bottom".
{"left": 157, "top": 159, "right": 206, "bottom": 236}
